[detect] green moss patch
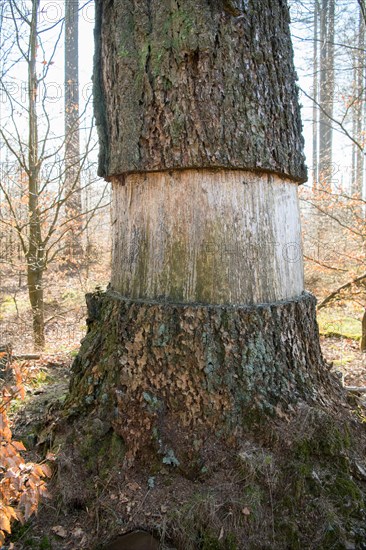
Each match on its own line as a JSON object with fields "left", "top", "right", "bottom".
{"left": 318, "top": 311, "right": 361, "bottom": 341}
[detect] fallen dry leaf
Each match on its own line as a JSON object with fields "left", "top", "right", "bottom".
{"left": 51, "top": 525, "right": 67, "bottom": 538}
{"left": 46, "top": 452, "right": 57, "bottom": 462}
{"left": 126, "top": 481, "right": 141, "bottom": 491}
{"left": 71, "top": 526, "right": 84, "bottom": 538}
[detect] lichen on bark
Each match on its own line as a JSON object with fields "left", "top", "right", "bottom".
{"left": 67, "top": 290, "right": 342, "bottom": 465}
{"left": 93, "top": 0, "right": 306, "bottom": 181}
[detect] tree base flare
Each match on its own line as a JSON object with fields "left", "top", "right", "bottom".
{"left": 50, "top": 290, "right": 366, "bottom": 548}
{"left": 66, "top": 290, "right": 342, "bottom": 464}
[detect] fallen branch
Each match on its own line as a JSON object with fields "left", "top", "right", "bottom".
{"left": 345, "top": 386, "right": 366, "bottom": 393}
{"left": 317, "top": 273, "right": 366, "bottom": 310}
{"left": 0, "top": 345, "right": 40, "bottom": 362}
{"left": 303, "top": 254, "right": 347, "bottom": 273}
{"left": 13, "top": 354, "right": 41, "bottom": 360}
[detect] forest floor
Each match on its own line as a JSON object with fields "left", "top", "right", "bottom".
{"left": 3, "top": 329, "right": 366, "bottom": 550}
{"left": 1, "top": 310, "right": 364, "bottom": 548}
{"left": 1, "top": 262, "right": 366, "bottom": 548}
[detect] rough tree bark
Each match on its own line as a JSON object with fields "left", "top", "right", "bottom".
{"left": 94, "top": 0, "right": 306, "bottom": 181}
{"left": 67, "top": 0, "right": 335, "bottom": 457}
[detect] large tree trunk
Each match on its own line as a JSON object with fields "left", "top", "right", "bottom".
{"left": 69, "top": 0, "right": 325, "bottom": 455}
{"left": 63, "top": 2, "right": 366, "bottom": 547}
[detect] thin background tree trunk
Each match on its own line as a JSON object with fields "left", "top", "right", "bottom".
{"left": 65, "top": 0, "right": 82, "bottom": 262}
{"left": 318, "top": 0, "right": 335, "bottom": 186}
{"left": 27, "top": 0, "right": 45, "bottom": 350}
{"left": 312, "top": 0, "right": 319, "bottom": 190}
{"left": 355, "top": 7, "right": 365, "bottom": 196}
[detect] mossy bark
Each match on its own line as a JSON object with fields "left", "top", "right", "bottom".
{"left": 67, "top": 290, "right": 342, "bottom": 465}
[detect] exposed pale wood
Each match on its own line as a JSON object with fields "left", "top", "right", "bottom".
{"left": 111, "top": 169, "right": 304, "bottom": 305}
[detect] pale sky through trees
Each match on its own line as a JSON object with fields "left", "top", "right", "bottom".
{"left": 290, "top": 0, "right": 364, "bottom": 193}
{"left": 0, "top": 1, "right": 95, "bottom": 166}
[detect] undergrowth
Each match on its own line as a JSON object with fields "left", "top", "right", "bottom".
{"left": 0, "top": 354, "right": 52, "bottom": 548}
